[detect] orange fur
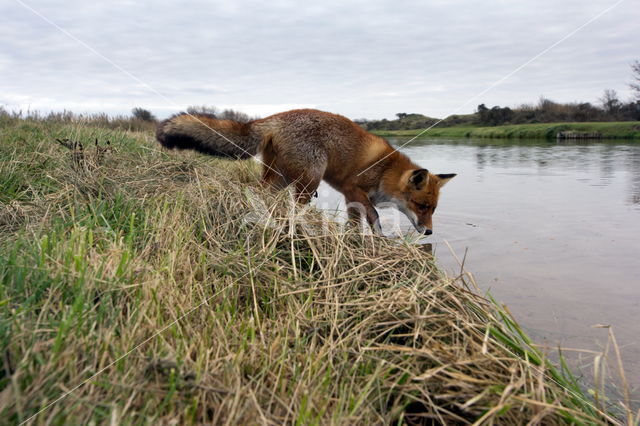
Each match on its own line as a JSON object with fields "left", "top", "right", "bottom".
{"left": 157, "top": 108, "right": 456, "bottom": 235}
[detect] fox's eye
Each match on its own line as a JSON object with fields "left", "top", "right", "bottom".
{"left": 417, "top": 203, "right": 429, "bottom": 212}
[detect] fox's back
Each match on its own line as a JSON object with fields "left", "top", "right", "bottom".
{"left": 252, "top": 109, "right": 392, "bottom": 184}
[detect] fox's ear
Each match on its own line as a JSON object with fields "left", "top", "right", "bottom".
{"left": 436, "top": 173, "right": 456, "bottom": 187}
{"left": 409, "top": 169, "right": 429, "bottom": 189}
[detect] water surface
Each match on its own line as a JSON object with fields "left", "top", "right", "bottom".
{"left": 313, "top": 137, "right": 640, "bottom": 397}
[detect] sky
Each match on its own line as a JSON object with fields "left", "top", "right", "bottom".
{"left": 1, "top": 0, "right": 638, "bottom": 120}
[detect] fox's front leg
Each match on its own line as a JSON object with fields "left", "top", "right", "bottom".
{"left": 344, "top": 187, "right": 383, "bottom": 235}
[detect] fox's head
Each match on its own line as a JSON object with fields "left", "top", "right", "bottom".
{"left": 394, "top": 169, "right": 456, "bottom": 236}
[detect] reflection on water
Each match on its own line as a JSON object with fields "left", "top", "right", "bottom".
{"left": 313, "top": 137, "right": 640, "bottom": 398}
{"left": 411, "top": 138, "right": 640, "bottom": 206}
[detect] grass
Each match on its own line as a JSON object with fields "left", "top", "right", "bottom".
{"left": 373, "top": 121, "right": 640, "bottom": 139}
{"left": 0, "top": 117, "right": 636, "bottom": 424}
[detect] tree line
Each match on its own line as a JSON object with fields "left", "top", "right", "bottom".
{"left": 358, "top": 60, "right": 640, "bottom": 130}
{"left": 131, "top": 106, "right": 255, "bottom": 124}
{"left": 357, "top": 92, "right": 640, "bottom": 131}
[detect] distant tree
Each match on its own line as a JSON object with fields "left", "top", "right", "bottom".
{"left": 186, "top": 105, "right": 218, "bottom": 116}
{"left": 497, "top": 106, "right": 513, "bottom": 124}
{"left": 512, "top": 103, "right": 537, "bottom": 123}
{"left": 630, "top": 60, "right": 640, "bottom": 100}
{"left": 536, "top": 96, "right": 558, "bottom": 118}
{"left": 219, "top": 108, "right": 253, "bottom": 123}
{"left": 396, "top": 113, "right": 408, "bottom": 120}
{"left": 354, "top": 119, "right": 369, "bottom": 130}
{"left": 476, "top": 104, "right": 512, "bottom": 126}
{"left": 490, "top": 106, "right": 513, "bottom": 125}
{"left": 476, "top": 104, "right": 489, "bottom": 124}
{"left": 184, "top": 106, "right": 254, "bottom": 122}
{"left": 131, "top": 107, "right": 156, "bottom": 122}
{"left": 618, "top": 101, "right": 640, "bottom": 121}
{"left": 599, "top": 89, "right": 621, "bottom": 115}
{"left": 572, "top": 102, "right": 600, "bottom": 122}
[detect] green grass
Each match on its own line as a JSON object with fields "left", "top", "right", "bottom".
{"left": 0, "top": 118, "right": 634, "bottom": 424}
{"left": 373, "top": 121, "right": 640, "bottom": 139}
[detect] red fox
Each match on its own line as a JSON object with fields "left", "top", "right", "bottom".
{"left": 157, "top": 109, "right": 455, "bottom": 235}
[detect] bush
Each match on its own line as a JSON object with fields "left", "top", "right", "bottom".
{"left": 184, "top": 106, "right": 256, "bottom": 123}
{"left": 131, "top": 107, "right": 157, "bottom": 122}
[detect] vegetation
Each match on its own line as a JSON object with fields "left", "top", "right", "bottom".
{"left": 0, "top": 116, "right": 634, "bottom": 424}
{"left": 374, "top": 121, "right": 640, "bottom": 140}
{"left": 131, "top": 107, "right": 157, "bottom": 123}
{"left": 630, "top": 60, "right": 640, "bottom": 100}
{"left": 358, "top": 95, "right": 640, "bottom": 133}
{"left": 185, "top": 105, "right": 255, "bottom": 123}
{"left": 361, "top": 61, "right": 640, "bottom": 132}
{"left": 0, "top": 107, "right": 157, "bottom": 133}
{"left": 355, "top": 113, "right": 441, "bottom": 132}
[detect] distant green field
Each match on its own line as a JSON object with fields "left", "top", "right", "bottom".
{"left": 373, "top": 121, "right": 640, "bottom": 139}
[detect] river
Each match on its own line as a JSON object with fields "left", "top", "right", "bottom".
{"left": 313, "top": 137, "right": 640, "bottom": 400}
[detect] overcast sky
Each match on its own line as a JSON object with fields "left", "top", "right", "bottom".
{"left": 1, "top": 0, "right": 638, "bottom": 120}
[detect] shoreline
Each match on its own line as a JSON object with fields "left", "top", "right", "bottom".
{"left": 373, "top": 121, "right": 640, "bottom": 140}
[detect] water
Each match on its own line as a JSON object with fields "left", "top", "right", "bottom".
{"left": 312, "top": 137, "right": 640, "bottom": 396}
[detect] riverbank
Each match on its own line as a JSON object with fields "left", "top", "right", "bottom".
{"left": 373, "top": 121, "right": 640, "bottom": 139}
{"left": 0, "top": 120, "right": 628, "bottom": 423}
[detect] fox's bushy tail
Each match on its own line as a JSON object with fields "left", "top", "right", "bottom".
{"left": 156, "top": 113, "right": 260, "bottom": 159}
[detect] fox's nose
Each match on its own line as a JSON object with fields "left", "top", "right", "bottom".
{"left": 423, "top": 229, "right": 433, "bottom": 235}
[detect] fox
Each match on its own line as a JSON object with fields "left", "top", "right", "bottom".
{"left": 156, "top": 108, "right": 455, "bottom": 235}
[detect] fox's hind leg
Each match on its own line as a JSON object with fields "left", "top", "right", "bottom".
{"left": 260, "top": 145, "right": 288, "bottom": 189}
{"left": 288, "top": 163, "right": 324, "bottom": 204}
{"left": 292, "top": 173, "right": 323, "bottom": 204}
{"left": 262, "top": 137, "right": 326, "bottom": 203}
{"left": 277, "top": 154, "right": 326, "bottom": 204}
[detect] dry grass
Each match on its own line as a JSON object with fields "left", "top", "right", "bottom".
{"left": 0, "top": 107, "right": 156, "bottom": 133}
{"left": 0, "top": 120, "right": 635, "bottom": 424}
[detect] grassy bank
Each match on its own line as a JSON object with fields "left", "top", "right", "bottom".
{"left": 374, "top": 121, "right": 640, "bottom": 139}
{"left": 0, "top": 119, "right": 630, "bottom": 424}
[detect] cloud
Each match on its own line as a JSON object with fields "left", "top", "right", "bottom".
{"left": 1, "top": 0, "right": 638, "bottom": 119}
